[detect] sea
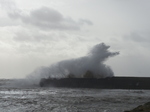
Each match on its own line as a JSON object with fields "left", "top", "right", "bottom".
{"left": 0, "top": 79, "right": 150, "bottom": 112}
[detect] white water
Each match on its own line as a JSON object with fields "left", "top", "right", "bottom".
{"left": 0, "top": 79, "right": 150, "bottom": 112}
{"left": 26, "top": 43, "right": 119, "bottom": 85}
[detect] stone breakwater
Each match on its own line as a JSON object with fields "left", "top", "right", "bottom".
{"left": 39, "top": 77, "right": 150, "bottom": 90}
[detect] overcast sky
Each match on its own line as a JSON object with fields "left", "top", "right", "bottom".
{"left": 0, "top": 0, "right": 150, "bottom": 78}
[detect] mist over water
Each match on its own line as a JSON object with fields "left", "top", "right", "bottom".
{"left": 25, "top": 43, "right": 119, "bottom": 85}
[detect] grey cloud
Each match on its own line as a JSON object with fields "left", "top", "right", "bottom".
{"left": 13, "top": 31, "right": 53, "bottom": 43}
{"left": 31, "top": 7, "right": 63, "bottom": 23}
{"left": 9, "top": 6, "right": 93, "bottom": 30}
{"left": 79, "top": 19, "right": 93, "bottom": 25}
{"left": 125, "top": 32, "right": 150, "bottom": 43}
{"left": 0, "top": 0, "right": 16, "bottom": 10}
{"left": 13, "top": 29, "right": 70, "bottom": 44}
{"left": 8, "top": 10, "right": 21, "bottom": 19}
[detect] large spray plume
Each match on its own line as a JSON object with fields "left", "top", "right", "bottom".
{"left": 25, "top": 43, "right": 119, "bottom": 85}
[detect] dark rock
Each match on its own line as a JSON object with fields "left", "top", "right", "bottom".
{"left": 124, "top": 102, "right": 150, "bottom": 112}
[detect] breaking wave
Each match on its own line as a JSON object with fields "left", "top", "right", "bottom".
{"left": 25, "top": 43, "right": 119, "bottom": 85}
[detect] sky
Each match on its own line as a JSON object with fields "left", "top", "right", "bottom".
{"left": 0, "top": 0, "right": 150, "bottom": 78}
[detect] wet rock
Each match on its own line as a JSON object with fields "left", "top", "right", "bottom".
{"left": 124, "top": 102, "right": 150, "bottom": 112}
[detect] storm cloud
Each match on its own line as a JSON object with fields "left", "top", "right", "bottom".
{"left": 8, "top": 6, "right": 93, "bottom": 30}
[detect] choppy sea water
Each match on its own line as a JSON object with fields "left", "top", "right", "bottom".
{"left": 0, "top": 79, "right": 150, "bottom": 112}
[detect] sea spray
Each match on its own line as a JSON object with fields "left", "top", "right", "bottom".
{"left": 25, "top": 43, "right": 119, "bottom": 85}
